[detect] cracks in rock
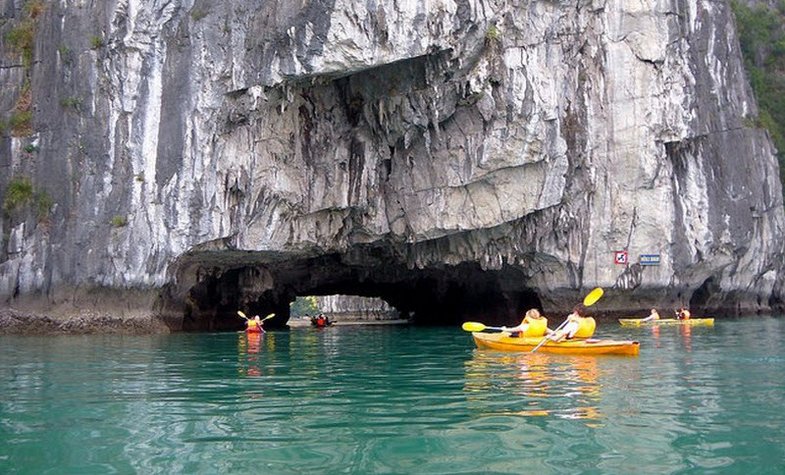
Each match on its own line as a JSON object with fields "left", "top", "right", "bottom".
{"left": 614, "top": 263, "right": 643, "bottom": 291}
{"left": 625, "top": 206, "right": 638, "bottom": 252}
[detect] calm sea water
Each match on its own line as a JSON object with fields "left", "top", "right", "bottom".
{"left": 1, "top": 318, "right": 784, "bottom": 474}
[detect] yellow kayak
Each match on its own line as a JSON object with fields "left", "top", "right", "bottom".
{"left": 471, "top": 332, "right": 640, "bottom": 356}
{"left": 618, "top": 318, "right": 714, "bottom": 327}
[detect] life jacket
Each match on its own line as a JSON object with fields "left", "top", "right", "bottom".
{"left": 522, "top": 316, "right": 549, "bottom": 337}
{"left": 246, "top": 320, "right": 263, "bottom": 333}
{"left": 315, "top": 317, "right": 326, "bottom": 327}
{"left": 573, "top": 316, "right": 596, "bottom": 338}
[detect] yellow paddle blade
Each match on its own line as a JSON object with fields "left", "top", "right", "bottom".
{"left": 237, "top": 310, "right": 249, "bottom": 320}
{"left": 462, "top": 322, "right": 486, "bottom": 332}
{"left": 262, "top": 313, "right": 275, "bottom": 321}
{"left": 583, "top": 287, "right": 604, "bottom": 307}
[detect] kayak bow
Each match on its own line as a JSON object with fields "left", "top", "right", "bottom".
{"left": 471, "top": 332, "right": 639, "bottom": 356}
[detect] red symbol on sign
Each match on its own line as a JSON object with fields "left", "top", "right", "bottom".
{"left": 614, "top": 250, "right": 628, "bottom": 265}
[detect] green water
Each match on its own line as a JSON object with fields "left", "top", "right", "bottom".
{"left": 1, "top": 318, "right": 784, "bottom": 474}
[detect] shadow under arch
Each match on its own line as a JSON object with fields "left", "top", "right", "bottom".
{"left": 154, "top": 243, "right": 544, "bottom": 332}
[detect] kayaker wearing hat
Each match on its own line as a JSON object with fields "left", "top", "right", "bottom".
{"left": 502, "top": 308, "right": 549, "bottom": 337}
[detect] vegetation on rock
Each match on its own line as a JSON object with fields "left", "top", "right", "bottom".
{"left": 290, "top": 296, "right": 320, "bottom": 317}
{"left": 2, "top": 177, "right": 52, "bottom": 222}
{"left": 732, "top": 0, "right": 785, "bottom": 188}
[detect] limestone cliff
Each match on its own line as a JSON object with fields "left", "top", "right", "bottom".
{"left": 315, "top": 295, "right": 399, "bottom": 321}
{"left": 1, "top": 0, "right": 783, "bottom": 331}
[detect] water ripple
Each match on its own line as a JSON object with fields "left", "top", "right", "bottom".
{"left": 2, "top": 322, "right": 785, "bottom": 473}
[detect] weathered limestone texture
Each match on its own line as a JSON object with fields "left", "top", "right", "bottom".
{"left": 1, "top": 0, "right": 783, "bottom": 331}
{"left": 315, "top": 295, "right": 400, "bottom": 321}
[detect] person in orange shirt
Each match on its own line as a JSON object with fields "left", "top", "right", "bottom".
{"left": 502, "top": 309, "right": 549, "bottom": 337}
{"left": 676, "top": 307, "right": 691, "bottom": 320}
{"left": 312, "top": 313, "right": 331, "bottom": 327}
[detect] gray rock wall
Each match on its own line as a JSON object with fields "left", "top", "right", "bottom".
{"left": 316, "top": 295, "right": 399, "bottom": 321}
{"left": 1, "top": 0, "right": 783, "bottom": 324}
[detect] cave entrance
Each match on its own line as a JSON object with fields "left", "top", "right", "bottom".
{"left": 164, "top": 250, "right": 544, "bottom": 332}
{"left": 289, "top": 295, "right": 401, "bottom": 326}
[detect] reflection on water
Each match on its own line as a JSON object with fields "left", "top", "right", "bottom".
{"left": 237, "top": 332, "right": 277, "bottom": 377}
{"left": 2, "top": 322, "right": 785, "bottom": 474}
{"left": 651, "top": 324, "right": 660, "bottom": 344}
{"left": 647, "top": 324, "right": 694, "bottom": 352}
{"left": 464, "top": 350, "right": 602, "bottom": 423}
{"left": 680, "top": 324, "right": 692, "bottom": 351}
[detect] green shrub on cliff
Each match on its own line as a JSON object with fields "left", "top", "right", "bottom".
{"left": 2, "top": 177, "right": 52, "bottom": 222}
{"left": 3, "top": 1, "right": 45, "bottom": 67}
{"left": 732, "top": 1, "right": 785, "bottom": 187}
{"left": 3, "top": 178, "right": 34, "bottom": 214}
{"left": 8, "top": 110, "right": 32, "bottom": 136}
{"left": 4, "top": 20, "right": 35, "bottom": 66}
{"left": 110, "top": 215, "right": 128, "bottom": 227}
{"left": 290, "top": 296, "right": 320, "bottom": 317}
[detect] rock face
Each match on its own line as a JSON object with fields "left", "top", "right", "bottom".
{"left": 1, "top": 0, "right": 783, "bottom": 331}
{"left": 316, "top": 295, "right": 400, "bottom": 322}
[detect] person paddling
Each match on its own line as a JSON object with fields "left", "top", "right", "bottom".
{"left": 246, "top": 315, "right": 265, "bottom": 333}
{"left": 502, "top": 309, "right": 549, "bottom": 337}
{"left": 676, "top": 307, "right": 691, "bottom": 320}
{"left": 312, "top": 313, "right": 330, "bottom": 327}
{"left": 551, "top": 305, "right": 596, "bottom": 342}
{"left": 641, "top": 308, "right": 660, "bottom": 322}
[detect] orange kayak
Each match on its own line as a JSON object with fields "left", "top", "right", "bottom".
{"left": 471, "top": 332, "right": 639, "bottom": 356}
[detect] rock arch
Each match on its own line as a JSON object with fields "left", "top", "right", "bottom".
{"left": 156, "top": 245, "right": 544, "bottom": 332}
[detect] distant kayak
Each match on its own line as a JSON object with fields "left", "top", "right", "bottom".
{"left": 309, "top": 315, "right": 333, "bottom": 328}
{"left": 245, "top": 327, "right": 264, "bottom": 334}
{"left": 471, "top": 332, "right": 640, "bottom": 356}
{"left": 618, "top": 318, "right": 714, "bottom": 327}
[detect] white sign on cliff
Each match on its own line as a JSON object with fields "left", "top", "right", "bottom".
{"left": 639, "top": 254, "right": 661, "bottom": 266}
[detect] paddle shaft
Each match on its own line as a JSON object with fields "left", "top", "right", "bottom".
{"left": 462, "top": 322, "right": 507, "bottom": 332}
{"left": 531, "top": 319, "right": 569, "bottom": 353}
{"left": 531, "top": 287, "right": 604, "bottom": 352}
{"left": 238, "top": 311, "right": 275, "bottom": 323}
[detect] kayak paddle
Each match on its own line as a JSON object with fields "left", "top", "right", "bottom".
{"left": 461, "top": 321, "right": 506, "bottom": 332}
{"left": 531, "top": 287, "right": 604, "bottom": 353}
{"left": 238, "top": 311, "right": 275, "bottom": 323}
{"left": 238, "top": 311, "right": 275, "bottom": 320}
{"left": 530, "top": 319, "right": 569, "bottom": 353}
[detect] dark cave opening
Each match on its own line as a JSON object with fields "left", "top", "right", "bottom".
{"left": 172, "top": 251, "right": 543, "bottom": 332}
{"left": 690, "top": 275, "right": 720, "bottom": 315}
